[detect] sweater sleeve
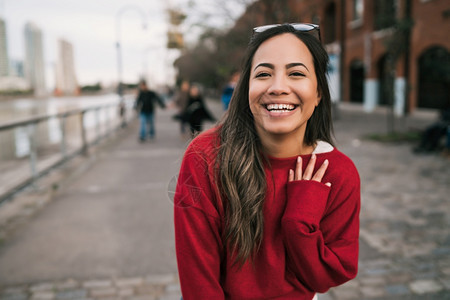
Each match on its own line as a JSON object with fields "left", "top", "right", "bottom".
{"left": 174, "top": 140, "right": 225, "bottom": 300}
{"left": 281, "top": 166, "right": 360, "bottom": 293}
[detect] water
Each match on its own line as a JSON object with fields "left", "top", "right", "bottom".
{"left": 0, "top": 93, "right": 134, "bottom": 160}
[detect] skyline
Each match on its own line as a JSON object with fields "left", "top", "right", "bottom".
{"left": 1, "top": 0, "right": 185, "bottom": 89}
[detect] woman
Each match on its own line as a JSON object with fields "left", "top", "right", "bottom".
{"left": 174, "top": 24, "right": 360, "bottom": 299}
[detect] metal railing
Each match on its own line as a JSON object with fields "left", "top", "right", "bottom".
{"left": 0, "top": 100, "right": 135, "bottom": 203}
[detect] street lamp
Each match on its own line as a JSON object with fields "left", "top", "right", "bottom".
{"left": 115, "top": 5, "right": 147, "bottom": 98}
{"left": 142, "top": 44, "right": 163, "bottom": 85}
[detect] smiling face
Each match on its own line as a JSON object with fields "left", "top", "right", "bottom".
{"left": 249, "top": 33, "right": 320, "bottom": 143}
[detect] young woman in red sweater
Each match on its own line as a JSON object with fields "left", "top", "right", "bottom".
{"left": 174, "top": 24, "right": 360, "bottom": 299}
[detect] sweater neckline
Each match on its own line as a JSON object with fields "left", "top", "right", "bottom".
{"left": 267, "top": 141, "right": 335, "bottom": 162}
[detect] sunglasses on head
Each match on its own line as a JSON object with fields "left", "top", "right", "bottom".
{"left": 252, "top": 23, "right": 321, "bottom": 42}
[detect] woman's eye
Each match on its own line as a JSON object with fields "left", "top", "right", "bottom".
{"left": 255, "top": 72, "right": 270, "bottom": 78}
{"left": 290, "top": 71, "right": 305, "bottom": 77}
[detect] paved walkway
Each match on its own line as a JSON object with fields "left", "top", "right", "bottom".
{"left": 0, "top": 100, "right": 449, "bottom": 300}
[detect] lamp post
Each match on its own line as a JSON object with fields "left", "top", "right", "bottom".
{"left": 142, "top": 45, "right": 164, "bottom": 85}
{"left": 115, "top": 5, "right": 147, "bottom": 98}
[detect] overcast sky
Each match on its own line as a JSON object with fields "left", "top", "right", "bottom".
{"left": 1, "top": 0, "right": 196, "bottom": 89}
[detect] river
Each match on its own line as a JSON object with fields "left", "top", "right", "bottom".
{"left": 0, "top": 93, "right": 135, "bottom": 160}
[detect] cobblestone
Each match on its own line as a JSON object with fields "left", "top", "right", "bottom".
{"left": 440, "top": 278, "right": 450, "bottom": 290}
{"left": 385, "top": 284, "right": 410, "bottom": 296}
{"left": 409, "top": 279, "right": 444, "bottom": 294}
{"left": 117, "top": 288, "right": 133, "bottom": 298}
{"left": 29, "top": 285, "right": 54, "bottom": 294}
{"left": 54, "top": 289, "right": 87, "bottom": 300}
{"left": 363, "top": 285, "right": 386, "bottom": 297}
{"left": 30, "top": 291, "right": 54, "bottom": 300}
{"left": 0, "top": 293, "right": 28, "bottom": 300}
{"left": 114, "top": 278, "right": 143, "bottom": 288}
{"left": 54, "top": 280, "right": 78, "bottom": 291}
{"left": 89, "top": 287, "right": 117, "bottom": 298}
{"left": 82, "top": 281, "right": 112, "bottom": 289}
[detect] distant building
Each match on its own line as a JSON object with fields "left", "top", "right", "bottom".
{"left": 24, "top": 22, "right": 47, "bottom": 97}
{"left": 0, "top": 76, "right": 30, "bottom": 91}
{"left": 0, "top": 18, "right": 9, "bottom": 77}
{"left": 0, "top": 19, "right": 30, "bottom": 92}
{"left": 54, "top": 38, "right": 78, "bottom": 95}
{"left": 9, "top": 59, "right": 25, "bottom": 78}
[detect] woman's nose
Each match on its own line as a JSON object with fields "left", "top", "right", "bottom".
{"left": 267, "top": 75, "right": 290, "bottom": 95}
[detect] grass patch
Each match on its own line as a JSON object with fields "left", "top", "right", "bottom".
{"left": 364, "top": 131, "right": 421, "bottom": 143}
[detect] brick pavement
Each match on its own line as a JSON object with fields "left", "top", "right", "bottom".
{"left": 0, "top": 101, "right": 449, "bottom": 300}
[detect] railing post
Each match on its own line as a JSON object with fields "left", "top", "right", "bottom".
{"left": 119, "top": 100, "right": 127, "bottom": 128}
{"left": 106, "top": 105, "right": 112, "bottom": 137}
{"left": 95, "top": 107, "right": 101, "bottom": 143}
{"left": 60, "top": 114, "right": 67, "bottom": 159}
{"left": 27, "top": 123, "right": 38, "bottom": 181}
{"left": 80, "top": 110, "right": 88, "bottom": 156}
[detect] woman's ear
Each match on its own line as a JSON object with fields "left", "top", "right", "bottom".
{"left": 315, "top": 89, "right": 322, "bottom": 107}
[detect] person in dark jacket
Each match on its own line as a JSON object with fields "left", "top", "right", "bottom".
{"left": 413, "top": 106, "right": 450, "bottom": 153}
{"left": 135, "top": 80, "right": 166, "bottom": 142}
{"left": 183, "top": 85, "right": 216, "bottom": 135}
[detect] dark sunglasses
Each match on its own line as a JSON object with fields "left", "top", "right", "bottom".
{"left": 252, "top": 23, "right": 321, "bottom": 41}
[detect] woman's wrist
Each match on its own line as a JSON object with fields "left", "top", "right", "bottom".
{"left": 283, "top": 180, "right": 330, "bottom": 225}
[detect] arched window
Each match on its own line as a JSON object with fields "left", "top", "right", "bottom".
{"left": 418, "top": 47, "right": 450, "bottom": 109}
{"left": 350, "top": 60, "right": 364, "bottom": 103}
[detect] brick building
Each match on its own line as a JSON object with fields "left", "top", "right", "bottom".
{"left": 291, "top": 0, "right": 450, "bottom": 114}
{"left": 179, "top": 0, "right": 449, "bottom": 114}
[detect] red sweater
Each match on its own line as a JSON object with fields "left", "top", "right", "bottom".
{"left": 174, "top": 128, "right": 360, "bottom": 300}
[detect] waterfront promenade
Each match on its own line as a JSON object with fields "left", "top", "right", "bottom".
{"left": 0, "top": 99, "right": 449, "bottom": 299}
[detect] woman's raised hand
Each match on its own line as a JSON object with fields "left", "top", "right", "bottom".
{"left": 288, "top": 154, "right": 331, "bottom": 187}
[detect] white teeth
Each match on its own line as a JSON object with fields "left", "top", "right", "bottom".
{"left": 266, "top": 104, "right": 295, "bottom": 111}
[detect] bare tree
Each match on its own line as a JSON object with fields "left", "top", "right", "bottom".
{"left": 382, "top": 0, "right": 414, "bottom": 133}
{"left": 174, "top": 0, "right": 299, "bottom": 90}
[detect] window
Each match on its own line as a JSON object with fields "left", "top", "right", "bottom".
{"left": 374, "top": 0, "right": 397, "bottom": 30}
{"left": 352, "top": 0, "right": 364, "bottom": 21}
{"left": 323, "top": 2, "right": 337, "bottom": 44}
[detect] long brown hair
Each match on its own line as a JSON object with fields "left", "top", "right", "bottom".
{"left": 217, "top": 24, "right": 334, "bottom": 266}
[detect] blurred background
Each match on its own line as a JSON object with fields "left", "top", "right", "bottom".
{"left": 0, "top": 0, "right": 448, "bottom": 110}
{"left": 0, "top": 0, "right": 449, "bottom": 299}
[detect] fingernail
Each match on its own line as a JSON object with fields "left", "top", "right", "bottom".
{"left": 312, "top": 153, "right": 316, "bottom": 159}
{"left": 324, "top": 159, "right": 329, "bottom": 164}
{"left": 297, "top": 156, "right": 301, "bottom": 163}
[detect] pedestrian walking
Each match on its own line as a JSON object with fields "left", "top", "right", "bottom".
{"left": 134, "top": 80, "right": 166, "bottom": 142}
{"left": 174, "top": 24, "right": 360, "bottom": 299}
{"left": 182, "top": 84, "right": 215, "bottom": 136}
